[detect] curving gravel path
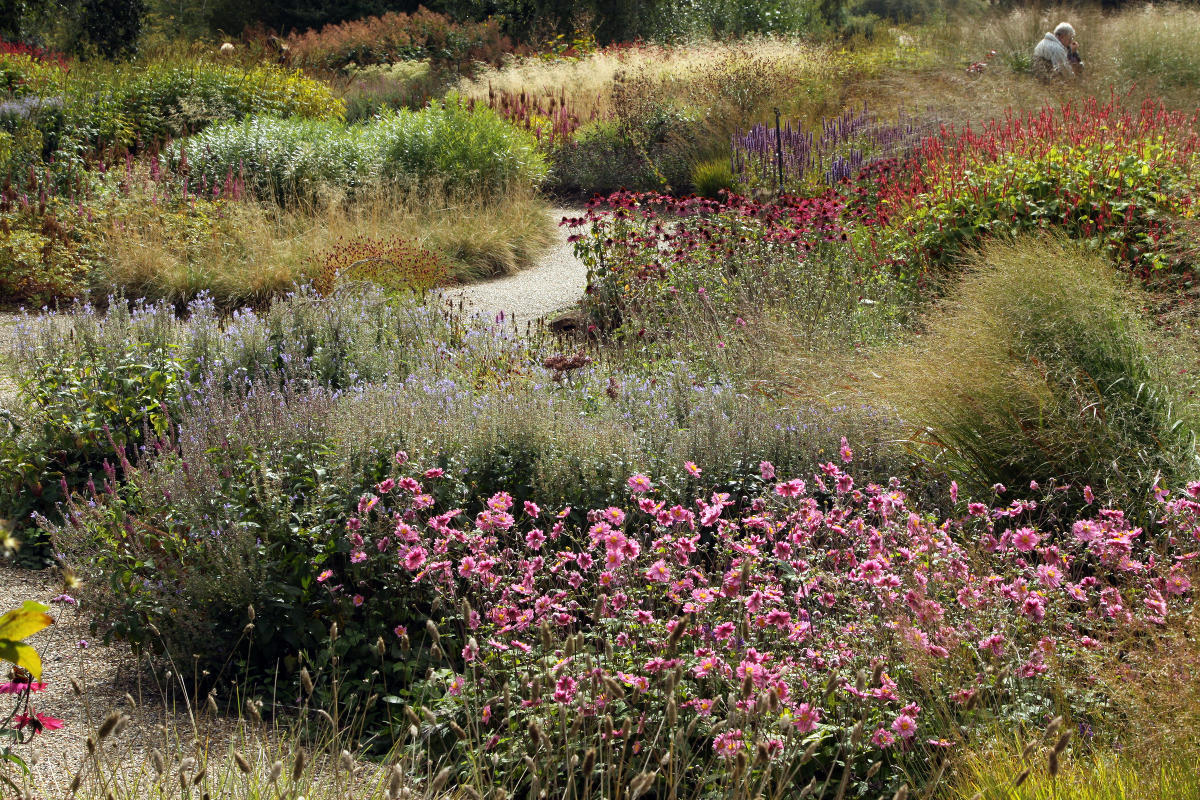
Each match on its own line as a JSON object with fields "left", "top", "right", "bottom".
{"left": 439, "top": 206, "right": 589, "bottom": 330}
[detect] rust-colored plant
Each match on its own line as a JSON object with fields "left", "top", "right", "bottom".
{"left": 310, "top": 234, "right": 449, "bottom": 296}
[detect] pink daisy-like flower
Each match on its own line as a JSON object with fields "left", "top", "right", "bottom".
{"left": 685, "top": 461, "right": 702, "bottom": 477}
{"left": 0, "top": 681, "right": 46, "bottom": 694}
{"left": 1012, "top": 527, "right": 1040, "bottom": 552}
{"left": 712, "top": 729, "right": 744, "bottom": 759}
{"left": 792, "top": 703, "right": 821, "bottom": 733}
{"left": 872, "top": 728, "right": 895, "bottom": 749}
{"left": 317, "top": 569, "right": 333, "bottom": 583}
{"left": 627, "top": 474, "right": 653, "bottom": 494}
{"left": 891, "top": 714, "right": 917, "bottom": 739}
{"left": 646, "top": 559, "right": 671, "bottom": 583}
{"left": 404, "top": 547, "right": 427, "bottom": 571}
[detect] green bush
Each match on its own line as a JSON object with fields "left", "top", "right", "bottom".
{"left": 0, "top": 342, "right": 185, "bottom": 561}
{"left": 172, "top": 98, "right": 546, "bottom": 203}
{"left": 881, "top": 235, "right": 1200, "bottom": 513}
{"left": 370, "top": 96, "right": 547, "bottom": 193}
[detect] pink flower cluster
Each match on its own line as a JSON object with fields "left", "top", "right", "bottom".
{"left": 324, "top": 452, "right": 1198, "bottom": 766}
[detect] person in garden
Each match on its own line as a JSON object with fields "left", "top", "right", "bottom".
{"left": 1033, "top": 22, "right": 1082, "bottom": 79}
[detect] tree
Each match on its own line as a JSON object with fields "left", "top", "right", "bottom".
{"left": 78, "top": 0, "right": 146, "bottom": 56}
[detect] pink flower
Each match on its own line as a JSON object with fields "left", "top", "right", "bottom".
{"left": 891, "top": 714, "right": 917, "bottom": 739}
{"left": 685, "top": 461, "right": 702, "bottom": 477}
{"left": 1036, "top": 564, "right": 1063, "bottom": 588}
{"left": 353, "top": 594, "right": 364, "bottom": 607}
{"left": 867, "top": 727, "right": 894, "bottom": 749}
{"left": 793, "top": 703, "right": 821, "bottom": 733}
{"left": 458, "top": 557, "right": 478, "bottom": 577}
{"left": 839, "top": 437, "right": 853, "bottom": 463}
{"left": 646, "top": 559, "right": 671, "bottom": 583}
{"left": 317, "top": 569, "right": 334, "bottom": 583}
{"left": 553, "top": 675, "right": 578, "bottom": 704}
{"left": 1083, "top": 485, "right": 1095, "bottom": 504}
{"left": 628, "top": 474, "right": 654, "bottom": 494}
{"left": 950, "top": 481, "right": 958, "bottom": 503}
{"left": 376, "top": 478, "right": 396, "bottom": 494}
{"left": 1012, "top": 527, "right": 1040, "bottom": 552}
{"left": 394, "top": 450, "right": 408, "bottom": 465}
{"left": 760, "top": 461, "right": 775, "bottom": 480}
{"left": 487, "top": 492, "right": 514, "bottom": 512}
{"left": 712, "top": 729, "right": 744, "bottom": 759}
{"left": 0, "top": 681, "right": 46, "bottom": 694}
{"left": 351, "top": 550, "right": 367, "bottom": 564}
{"left": 525, "top": 529, "right": 546, "bottom": 549}
{"left": 393, "top": 624, "right": 408, "bottom": 638}
{"left": 14, "top": 712, "right": 63, "bottom": 734}
{"left": 423, "top": 468, "right": 444, "bottom": 479}
{"left": 524, "top": 500, "right": 541, "bottom": 518}
{"left": 404, "top": 547, "right": 427, "bottom": 571}
{"left": 775, "top": 479, "right": 805, "bottom": 498}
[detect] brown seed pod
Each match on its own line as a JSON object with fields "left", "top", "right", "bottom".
{"left": 233, "top": 751, "right": 251, "bottom": 775}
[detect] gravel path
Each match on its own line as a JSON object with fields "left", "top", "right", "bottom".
{"left": 439, "top": 206, "right": 588, "bottom": 329}
{"left": 0, "top": 564, "right": 216, "bottom": 796}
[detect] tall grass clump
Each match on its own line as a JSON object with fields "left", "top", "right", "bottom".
{"left": 878, "top": 234, "right": 1199, "bottom": 510}
{"left": 952, "top": 741, "right": 1200, "bottom": 800}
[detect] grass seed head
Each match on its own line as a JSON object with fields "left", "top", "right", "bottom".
{"left": 97, "top": 711, "right": 121, "bottom": 740}
{"left": 233, "top": 751, "right": 251, "bottom": 775}
{"left": 293, "top": 747, "right": 307, "bottom": 781}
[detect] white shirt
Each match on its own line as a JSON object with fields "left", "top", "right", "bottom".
{"left": 1033, "top": 32, "right": 1072, "bottom": 76}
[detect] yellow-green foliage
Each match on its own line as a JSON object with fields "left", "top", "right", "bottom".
{"left": 63, "top": 58, "right": 343, "bottom": 150}
{"left": 952, "top": 742, "right": 1200, "bottom": 800}
{"left": 0, "top": 53, "right": 65, "bottom": 96}
{"left": 873, "top": 234, "right": 1198, "bottom": 507}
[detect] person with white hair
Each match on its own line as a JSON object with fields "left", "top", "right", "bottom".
{"left": 1033, "top": 22, "right": 1082, "bottom": 78}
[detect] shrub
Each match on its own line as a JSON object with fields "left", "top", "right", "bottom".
{"left": 62, "top": 58, "right": 343, "bottom": 153}
{"left": 0, "top": 194, "right": 102, "bottom": 308}
{"left": 172, "top": 99, "right": 546, "bottom": 203}
{"left": 286, "top": 8, "right": 509, "bottom": 73}
{"left": 572, "top": 191, "right": 904, "bottom": 358}
{"left": 48, "top": 438, "right": 1200, "bottom": 792}
{"left": 0, "top": 52, "right": 64, "bottom": 97}
{"left": 877, "top": 235, "right": 1199, "bottom": 513}
{"left": 370, "top": 96, "right": 546, "bottom": 193}
{"left": 548, "top": 120, "right": 660, "bottom": 196}
{"left": 0, "top": 339, "right": 185, "bottom": 560}
{"left": 169, "top": 116, "right": 371, "bottom": 203}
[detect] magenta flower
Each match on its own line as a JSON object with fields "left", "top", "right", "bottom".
{"left": 685, "top": 461, "right": 702, "bottom": 477}
{"left": 553, "top": 675, "right": 578, "bottom": 704}
{"left": 404, "top": 547, "right": 427, "bottom": 571}
{"left": 646, "top": 559, "right": 671, "bottom": 582}
{"left": 712, "top": 729, "right": 744, "bottom": 759}
{"left": 793, "top": 703, "right": 821, "bottom": 733}
{"left": 627, "top": 474, "right": 653, "bottom": 493}
{"left": 760, "top": 461, "right": 775, "bottom": 480}
{"left": 891, "top": 713, "right": 917, "bottom": 739}
{"left": 872, "top": 728, "right": 896, "bottom": 748}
